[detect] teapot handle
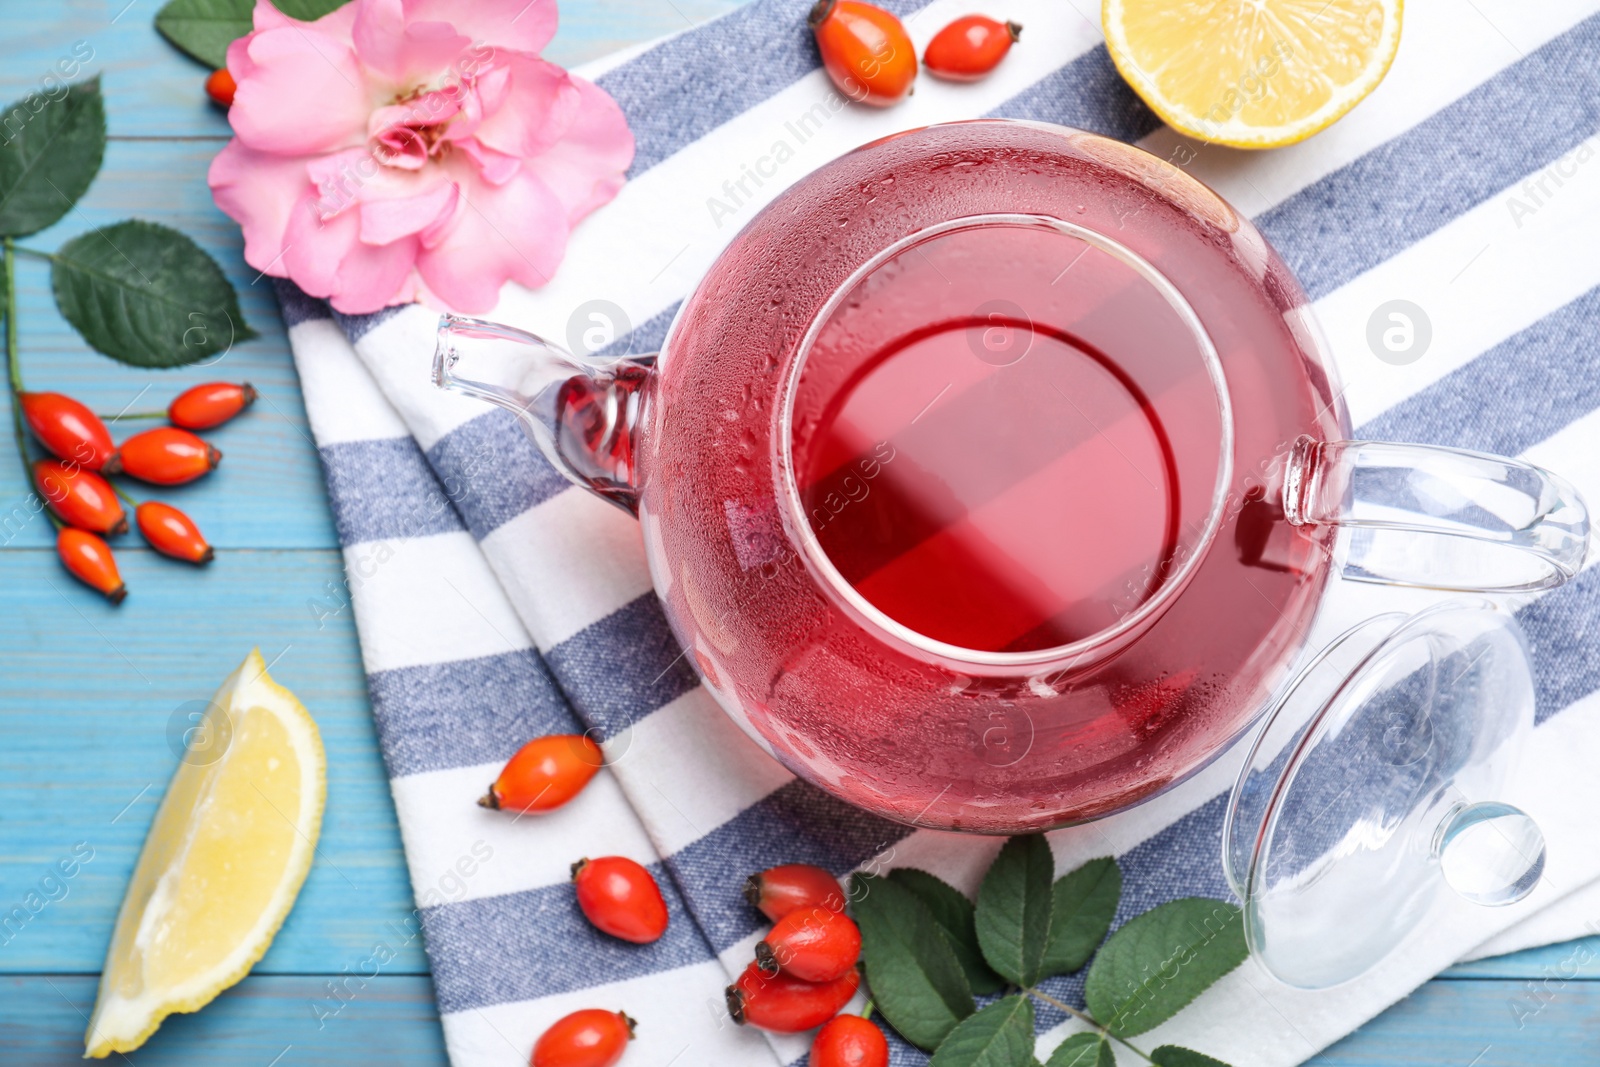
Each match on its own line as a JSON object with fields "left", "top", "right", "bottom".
{"left": 1282, "top": 436, "right": 1589, "bottom": 593}
{"left": 432, "top": 314, "right": 655, "bottom": 514}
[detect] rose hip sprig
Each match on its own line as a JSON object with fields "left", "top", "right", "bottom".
{"left": 5, "top": 253, "right": 243, "bottom": 600}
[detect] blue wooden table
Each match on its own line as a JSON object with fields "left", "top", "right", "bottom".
{"left": 2, "top": 3, "right": 1597, "bottom": 1064}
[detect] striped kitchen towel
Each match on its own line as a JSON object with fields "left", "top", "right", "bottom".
{"left": 272, "top": 1, "right": 1600, "bottom": 1064}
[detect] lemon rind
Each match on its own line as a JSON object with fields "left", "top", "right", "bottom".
{"left": 85, "top": 650, "right": 327, "bottom": 1058}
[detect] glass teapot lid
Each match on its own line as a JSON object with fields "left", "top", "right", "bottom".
{"left": 1222, "top": 599, "right": 1545, "bottom": 989}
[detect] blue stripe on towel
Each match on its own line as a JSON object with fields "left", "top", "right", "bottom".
{"left": 422, "top": 860, "right": 713, "bottom": 1012}
{"left": 274, "top": 278, "right": 333, "bottom": 326}
{"left": 1257, "top": 14, "right": 1600, "bottom": 301}
{"left": 425, "top": 410, "right": 571, "bottom": 539}
{"left": 987, "top": 46, "right": 1159, "bottom": 143}
{"left": 666, "top": 778, "right": 910, "bottom": 953}
{"left": 319, "top": 438, "right": 467, "bottom": 546}
{"left": 1355, "top": 285, "right": 1600, "bottom": 458}
{"left": 597, "top": 0, "right": 933, "bottom": 178}
{"left": 1521, "top": 565, "right": 1600, "bottom": 725}
{"left": 368, "top": 650, "right": 578, "bottom": 777}
{"left": 546, "top": 595, "right": 704, "bottom": 736}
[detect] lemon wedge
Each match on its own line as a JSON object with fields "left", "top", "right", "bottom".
{"left": 86, "top": 649, "right": 326, "bottom": 1058}
{"left": 1103, "top": 0, "right": 1403, "bottom": 148}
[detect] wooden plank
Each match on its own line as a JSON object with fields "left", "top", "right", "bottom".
{"left": 1, "top": 138, "right": 336, "bottom": 551}
{"left": 2, "top": 973, "right": 1598, "bottom": 1065}
{"left": 1446, "top": 935, "right": 1600, "bottom": 980}
{"left": 1309, "top": 976, "right": 1600, "bottom": 1066}
{"left": 2, "top": 0, "right": 746, "bottom": 140}
{"left": 0, "top": 547, "right": 426, "bottom": 975}
{"left": 0, "top": 974, "right": 449, "bottom": 1065}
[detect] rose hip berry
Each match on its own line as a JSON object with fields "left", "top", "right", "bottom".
{"left": 573, "top": 856, "right": 670, "bottom": 943}
{"left": 34, "top": 460, "right": 127, "bottom": 535}
{"left": 19, "top": 392, "right": 114, "bottom": 470}
{"left": 725, "top": 959, "right": 860, "bottom": 1033}
{"left": 480, "top": 735, "right": 604, "bottom": 812}
{"left": 756, "top": 907, "right": 862, "bottom": 982}
{"left": 744, "top": 863, "right": 847, "bottom": 922}
{"left": 530, "top": 1008, "right": 636, "bottom": 1067}
{"left": 205, "top": 68, "right": 236, "bottom": 107}
{"left": 923, "top": 15, "right": 1021, "bottom": 81}
{"left": 104, "top": 427, "right": 221, "bottom": 485}
{"left": 57, "top": 527, "right": 126, "bottom": 603}
{"left": 168, "top": 381, "right": 257, "bottom": 430}
{"left": 811, "top": 1014, "right": 889, "bottom": 1067}
{"left": 809, "top": 0, "right": 917, "bottom": 107}
{"left": 136, "top": 501, "right": 213, "bottom": 564}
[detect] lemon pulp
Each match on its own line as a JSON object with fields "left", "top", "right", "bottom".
{"left": 1103, "top": 0, "right": 1404, "bottom": 148}
{"left": 86, "top": 649, "right": 326, "bottom": 1057}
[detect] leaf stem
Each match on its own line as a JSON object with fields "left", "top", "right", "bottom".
{"left": 97, "top": 410, "right": 165, "bottom": 421}
{"left": 1025, "top": 988, "right": 1157, "bottom": 1065}
{"left": 10, "top": 245, "right": 55, "bottom": 263}
{"left": 3, "top": 237, "right": 60, "bottom": 532}
{"left": 109, "top": 480, "right": 139, "bottom": 507}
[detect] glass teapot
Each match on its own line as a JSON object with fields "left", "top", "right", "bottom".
{"left": 434, "top": 120, "right": 1587, "bottom": 838}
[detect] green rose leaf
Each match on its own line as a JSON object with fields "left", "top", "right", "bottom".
{"left": 0, "top": 77, "right": 105, "bottom": 238}
{"left": 976, "top": 835, "right": 1055, "bottom": 987}
{"left": 1151, "top": 1046, "right": 1234, "bottom": 1067}
{"left": 155, "top": 0, "right": 348, "bottom": 68}
{"left": 1083, "top": 898, "right": 1247, "bottom": 1037}
{"left": 1045, "top": 1032, "right": 1113, "bottom": 1067}
{"left": 154, "top": 0, "right": 255, "bottom": 69}
{"left": 852, "top": 872, "right": 976, "bottom": 1050}
{"left": 928, "top": 995, "right": 1035, "bottom": 1067}
{"left": 52, "top": 220, "right": 255, "bottom": 367}
{"left": 890, "top": 868, "right": 1005, "bottom": 995}
{"left": 1041, "top": 858, "right": 1121, "bottom": 977}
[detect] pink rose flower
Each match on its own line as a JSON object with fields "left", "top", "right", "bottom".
{"left": 208, "top": 0, "right": 634, "bottom": 314}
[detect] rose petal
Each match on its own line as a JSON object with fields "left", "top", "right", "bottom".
{"left": 328, "top": 233, "right": 422, "bottom": 313}
{"left": 353, "top": 0, "right": 470, "bottom": 87}
{"left": 414, "top": 164, "right": 567, "bottom": 312}
{"left": 230, "top": 27, "right": 372, "bottom": 154}
{"left": 282, "top": 197, "right": 422, "bottom": 313}
{"left": 359, "top": 180, "right": 458, "bottom": 244}
{"left": 521, "top": 76, "right": 634, "bottom": 222}
{"left": 453, "top": 137, "right": 521, "bottom": 185}
{"left": 207, "top": 138, "right": 314, "bottom": 276}
{"left": 403, "top": 0, "right": 558, "bottom": 57}
{"left": 472, "top": 56, "right": 579, "bottom": 160}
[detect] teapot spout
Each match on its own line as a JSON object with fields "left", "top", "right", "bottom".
{"left": 432, "top": 314, "right": 654, "bottom": 513}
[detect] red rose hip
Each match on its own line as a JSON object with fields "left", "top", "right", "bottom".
{"left": 34, "top": 460, "right": 126, "bottom": 535}
{"left": 19, "top": 392, "right": 114, "bottom": 470}
{"left": 744, "top": 863, "right": 847, "bottom": 922}
{"left": 573, "top": 856, "right": 669, "bottom": 943}
{"left": 756, "top": 907, "right": 861, "bottom": 982}
{"left": 725, "top": 959, "right": 859, "bottom": 1033}
{"left": 168, "top": 381, "right": 257, "bottom": 430}
{"left": 531, "top": 1008, "right": 635, "bottom": 1067}
{"left": 480, "top": 735, "right": 604, "bottom": 812}
{"left": 137, "top": 501, "right": 213, "bottom": 563}
{"left": 812, "top": 1014, "right": 889, "bottom": 1067}
{"left": 923, "top": 15, "right": 1021, "bottom": 81}
{"left": 57, "top": 528, "right": 126, "bottom": 603}
{"left": 104, "top": 427, "right": 221, "bottom": 485}
{"left": 809, "top": 0, "right": 917, "bottom": 107}
{"left": 205, "top": 68, "right": 236, "bottom": 107}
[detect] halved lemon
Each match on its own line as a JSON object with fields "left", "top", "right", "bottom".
{"left": 86, "top": 650, "right": 326, "bottom": 1058}
{"left": 1103, "top": 0, "right": 1404, "bottom": 148}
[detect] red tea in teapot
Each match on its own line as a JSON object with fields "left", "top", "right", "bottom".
{"left": 795, "top": 222, "right": 1195, "bottom": 653}
{"left": 651, "top": 125, "right": 1347, "bottom": 827}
